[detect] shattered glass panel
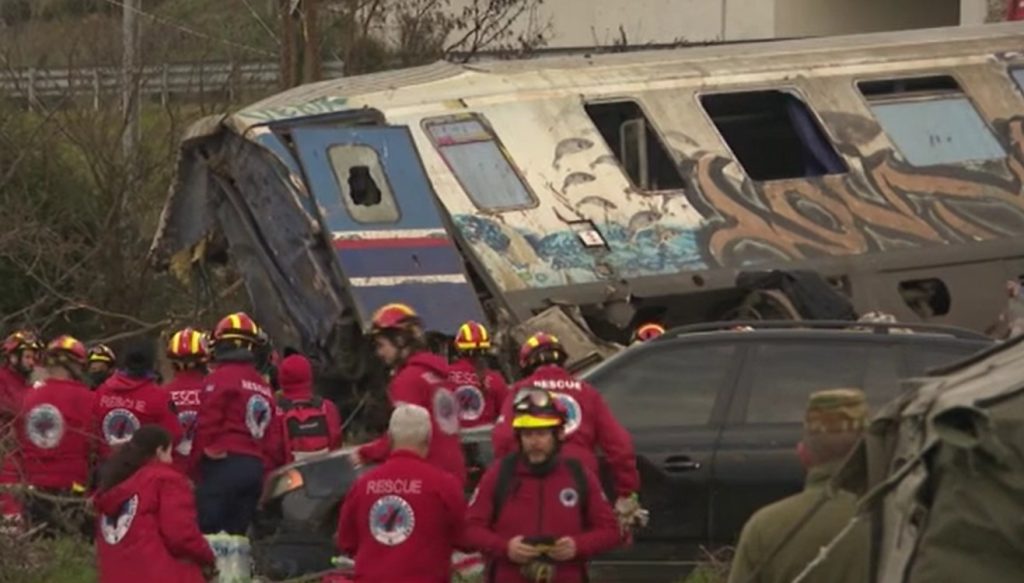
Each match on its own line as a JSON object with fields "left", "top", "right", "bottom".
{"left": 868, "top": 98, "right": 1005, "bottom": 167}
{"left": 426, "top": 118, "right": 535, "bottom": 211}
{"left": 327, "top": 145, "right": 400, "bottom": 223}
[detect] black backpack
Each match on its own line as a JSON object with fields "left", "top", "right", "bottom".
{"left": 488, "top": 453, "right": 591, "bottom": 528}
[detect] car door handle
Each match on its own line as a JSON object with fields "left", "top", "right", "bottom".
{"left": 663, "top": 455, "right": 702, "bottom": 473}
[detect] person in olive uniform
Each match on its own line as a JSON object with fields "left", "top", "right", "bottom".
{"left": 728, "top": 388, "right": 870, "bottom": 583}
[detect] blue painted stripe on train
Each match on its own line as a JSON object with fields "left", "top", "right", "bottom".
{"left": 334, "top": 245, "right": 465, "bottom": 278}
{"left": 351, "top": 283, "right": 485, "bottom": 334}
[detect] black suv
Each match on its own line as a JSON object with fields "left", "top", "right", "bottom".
{"left": 255, "top": 321, "right": 991, "bottom": 581}
{"left": 581, "top": 320, "right": 992, "bottom": 573}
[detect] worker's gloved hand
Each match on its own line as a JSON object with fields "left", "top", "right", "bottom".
{"left": 614, "top": 493, "right": 650, "bottom": 535}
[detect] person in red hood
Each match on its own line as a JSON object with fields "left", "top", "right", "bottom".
{"left": 94, "top": 338, "right": 182, "bottom": 462}
{"left": 449, "top": 321, "right": 509, "bottom": 429}
{"left": 14, "top": 335, "right": 96, "bottom": 535}
{"left": 338, "top": 403, "right": 466, "bottom": 583}
{"left": 352, "top": 304, "right": 466, "bottom": 485}
{"left": 492, "top": 333, "right": 642, "bottom": 532}
{"left": 277, "top": 351, "right": 342, "bottom": 463}
{"left": 162, "top": 327, "right": 209, "bottom": 475}
{"left": 95, "top": 425, "right": 216, "bottom": 583}
{"left": 0, "top": 330, "right": 42, "bottom": 525}
{"left": 193, "top": 312, "right": 284, "bottom": 535}
{"left": 465, "top": 388, "right": 620, "bottom": 583}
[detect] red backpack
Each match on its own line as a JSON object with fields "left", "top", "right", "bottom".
{"left": 278, "top": 396, "right": 332, "bottom": 462}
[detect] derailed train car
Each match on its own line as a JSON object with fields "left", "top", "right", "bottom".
{"left": 151, "top": 22, "right": 1024, "bottom": 383}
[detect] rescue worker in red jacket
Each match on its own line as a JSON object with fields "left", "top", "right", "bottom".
{"left": 0, "top": 330, "right": 42, "bottom": 524}
{"left": 492, "top": 333, "right": 643, "bottom": 533}
{"left": 277, "top": 351, "right": 342, "bottom": 463}
{"left": 0, "top": 330, "right": 42, "bottom": 426}
{"left": 193, "top": 312, "right": 284, "bottom": 534}
{"left": 87, "top": 344, "right": 117, "bottom": 390}
{"left": 630, "top": 322, "right": 665, "bottom": 344}
{"left": 94, "top": 339, "right": 182, "bottom": 462}
{"left": 353, "top": 304, "right": 466, "bottom": 484}
{"left": 15, "top": 335, "right": 96, "bottom": 534}
{"left": 449, "top": 321, "right": 509, "bottom": 429}
{"left": 95, "top": 425, "right": 216, "bottom": 583}
{"left": 466, "top": 388, "right": 620, "bottom": 583}
{"left": 338, "top": 403, "right": 467, "bottom": 583}
{"left": 162, "top": 328, "right": 209, "bottom": 474}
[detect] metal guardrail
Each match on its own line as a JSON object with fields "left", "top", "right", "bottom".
{"left": 0, "top": 60, "right": 345, "bottom": 107}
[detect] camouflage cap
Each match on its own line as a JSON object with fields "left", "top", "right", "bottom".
{"left": 804, "top": 388, "right": 868, "bottom": 434}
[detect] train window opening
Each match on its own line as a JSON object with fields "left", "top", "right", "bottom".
{"left": 899, "top": 278, "right": 951, "bottom": 318}
{"left": 327, "top": 145, "right": 400, "bottom": 223}
{"left": 857, "top": 75, "right": 1005, "bottom": 167}
{"left": 424, "top": 116, "right": 536, "bottom": 211}
{"left": 583, "top": 100, "right": 685, "bottom": 191}
{"left": 1012, "top": 69, "right": 1024, "bottom": 95}
{"left": 699, "top": 90, "right": 847, "bottom": 182}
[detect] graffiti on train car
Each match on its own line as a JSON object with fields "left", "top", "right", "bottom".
{"left": 688, "top": 115, "right": 1024, "bottom": 267}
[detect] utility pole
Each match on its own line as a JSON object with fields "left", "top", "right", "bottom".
{"left": 122, "top": 0, "right": 141, "bottom": 164}
{"left": 279, "top": 0, "right": 321, "bottom": 89}
{"left": 301, "top": 0, "right": 321, "bottom": 84}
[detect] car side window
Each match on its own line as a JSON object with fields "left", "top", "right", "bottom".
{"left": 588, "top": 343, "right": 735, "bottom": 428}
{"left": 744, "top": 342, "right": 879, "bottom": 424}
{"left": 902, "top": 342, "right": 987, "bottom": 376}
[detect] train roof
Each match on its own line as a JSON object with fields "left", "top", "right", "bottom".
{"left": 227, "top": 21, "right": 1024, "bottom": 133}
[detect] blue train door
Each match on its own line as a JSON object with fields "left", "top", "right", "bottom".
{"left": 291, "top": 126, "right": 486, "bottom": 333}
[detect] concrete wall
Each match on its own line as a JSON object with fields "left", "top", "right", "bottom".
{"left": 774, "top": 0, "right": 961, "bottom": 37}
{"left": 451, "top": 0, "right": 985, "bottom": 52}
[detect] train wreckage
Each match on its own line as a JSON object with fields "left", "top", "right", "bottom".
{"left": 151, "top": 22, "right": 1024, "bottom": 391}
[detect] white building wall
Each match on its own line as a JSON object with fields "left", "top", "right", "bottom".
{"left": 449, "top": 0, "right": 994, "bottom": 51}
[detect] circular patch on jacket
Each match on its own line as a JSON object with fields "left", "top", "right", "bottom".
{"left": 245, "top": 394, "right": 272, "bottom": 439}
{"left": 25, "top": 404, "right": 64, "bottom": 449}
{"left": 102, "top": 409, "right": 141, "bottom": 446}
{"left": 175, "top": 409, "right": 199, "bottom": 456}
{"left": 369, "top": 495, "right": 416, "bottom": 546}
{"left": 100, "top": 494, "right": 139, "bottom": 545}
{"left": 454, "top": 385, "right": 485, "bottom": 422}
{"left": 552, "top": 393, "right": 582, "bottom": 436}
{"left": 559, "top": 487, "right": 579, "bottom": 508}
{"left": 432, "top": 388, "right": 460, "bottom": 435}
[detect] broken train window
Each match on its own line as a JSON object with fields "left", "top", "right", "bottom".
{"left": 423, "top": 115, "right": 536, "bottom": 211}
{"left": 700, "top": 89, "right": 847, "bottom": 182}
{"left": 857, "top": 75, "right": 1006, "bottom": 167}
{"left": 583, "top": 100, "right": 686, "bottom": 191}
{"left": 327, "top": 144, "right": 400, "bottom": 223}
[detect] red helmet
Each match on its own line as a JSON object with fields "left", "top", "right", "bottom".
{"left": 454, "top": 321, "right": 491, "bottom": 352}
{"left": 88, "top": 344, "right": 117, "bottom": 365}
{"left": 518, "top": 332, "right": 566, "bottom": 369}
{"left": 632, "top": 322, "right": 666, "bottom": 343}
{"left": 3, "top": 330, "right": 42, "bottom": 356}
{"left": 370, "top": 303, "right": 420, "bottom": 334}
{"left": 46, "top": 335, "right": 88, "bottom": 366}
{"left": 212, "top": 312, "right": 261, "bottom": 345}
{"left": 167, "top": 327, "right": 208, "bottom": 360}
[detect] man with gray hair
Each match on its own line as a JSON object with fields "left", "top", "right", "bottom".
{"left": 337, "top": 404, "right": 467, "bottom": 582}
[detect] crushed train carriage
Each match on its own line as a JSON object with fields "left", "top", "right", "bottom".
{"left": 151, "top": 22, "right": 1024, "bottom": 385}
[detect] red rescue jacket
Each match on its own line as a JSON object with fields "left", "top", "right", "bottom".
{"left": 464, "top": 455, "right": 621, "bottom": 583}
{"left": 493, "top": 365, "right": 640, "bottom": 497}
{"left": 162, "top": 369, "right": 206, "bottom": 474}
{"left": 94, "top": 373, "right": 182, "bottom": 460}
{"left": 95, "top": 461, "right": 215, "bottom": 583}
{"left": 358, "top": 352, "right": 466, "bottom": 484}
{"left": 337, "top": 450, "right": 466, "bottom": 583}
{"left": 192, "top": 360, "right": 285, "bottom": 472}
{"left": 447, "top": 359, "right": 509, "bottom": 429}
{"left": 15, "top": 377, "right": 95, "bottom": 490}
{"left": 0, "top": 366, "right": 31, "bottom": 512}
